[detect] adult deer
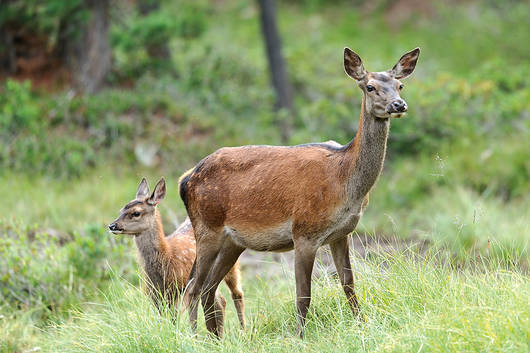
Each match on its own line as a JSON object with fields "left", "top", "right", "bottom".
{"left": 180, "top": 47, "right": 420, "bottom": 337}
{"left": 108, "top": 178, "right": 245, "bottom": 333}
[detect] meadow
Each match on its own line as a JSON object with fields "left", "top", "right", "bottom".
{"left": 1, "top": 1, "right": 529, "bottom": 352}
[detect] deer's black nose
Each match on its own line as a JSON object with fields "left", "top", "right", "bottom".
{"left": 389, "top": 99, "right": 407, "bottom": 113}
{"left": 109, "top": 223, "right": 119, "bottom": 231}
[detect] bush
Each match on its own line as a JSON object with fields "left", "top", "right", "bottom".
{"left": 0, "top": 220, "right": 135, "bottom": 318}
{"left": 0, "top": 79, "right": 41, "bottom": 134}
{"left": 0, "top": 1, "right": 87, "bottom": 45}
{"left": 111, "top": 1, "right": 208, "bottom": 79}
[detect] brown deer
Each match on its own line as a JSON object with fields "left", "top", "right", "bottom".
{"left": 108, "top": 178, "right": 245, "bottom": 332}
{"left": 180, "top": 47, "right": 420, "bottom": 337}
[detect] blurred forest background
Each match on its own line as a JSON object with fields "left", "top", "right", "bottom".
{"left": 0, "top": 0, "right": 529, "bottom": 352}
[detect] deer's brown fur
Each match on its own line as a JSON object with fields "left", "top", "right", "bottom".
{"left": 181, "top": 47, "right": 420, "bottom": 337}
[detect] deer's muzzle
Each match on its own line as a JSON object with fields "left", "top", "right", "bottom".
{"left": 387, "top": 99, "right": 408, "bottom": 118}
{"left": 108, "top": 222, "right": 124, "bottom": 233}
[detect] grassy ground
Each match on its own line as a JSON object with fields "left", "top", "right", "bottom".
{"left": 42, "top": 254, "right": 530, "bottom": 353}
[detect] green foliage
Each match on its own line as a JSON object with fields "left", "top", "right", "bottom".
{"left": 283, "top": 0, "right": 357, "bottom": 11}
{"left": 0, "top": 0, "right": 87, "bottom": 45}
{"left": 111, "top": 1, "right": 208, "bottom": 78}
{"left": 389, "top": 65, "right": 530, "bottom": 159}
{"left": 0, "top": 220, "right": 135, "bottom": 318}
{"left": 0, "top": 80, "right": 98, "bottom": 177}
{"left": 0, "top": 80, "right": 40, "bottom": 134}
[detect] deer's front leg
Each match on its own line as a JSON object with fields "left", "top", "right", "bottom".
{"left": 293, "top": 238, "right": 317, "bottom": 338}
{"left": 330, "top": 236, "right": 360, "bottom": 316}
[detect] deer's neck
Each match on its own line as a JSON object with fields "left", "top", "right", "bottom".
{"left": 342, "top": 97, "right": 390, "bottom": 200}
{"left": 134, "top": 210, "right": 168, "bottom": 289}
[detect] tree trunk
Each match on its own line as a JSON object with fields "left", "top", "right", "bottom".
{"left": 0, "top": 28, "right": 16, "bottom": 76}
{"left": 66, "top": 0, "right": 111, "bottom": 94}
{"left": 257, "top": 0, "right": 293, "bottom": 143}
{"left": 137, "top": 0, "right": 170, "bottom": 60}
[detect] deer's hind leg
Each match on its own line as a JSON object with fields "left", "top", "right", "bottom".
{"left": 185, "top": 226, "right": 225, "bottom": 332}
{"left": 224, "top": 260, "right": 245, "bottom": 329}
{"left": 201, "top": 238, "right": 245, "bottom": 337}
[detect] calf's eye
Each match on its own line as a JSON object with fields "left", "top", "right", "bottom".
{"left": 366, "top": 85, "right": 376, "bottom": 92}
{"left": 132, "top": 212, "right": 140, "bottom": 217}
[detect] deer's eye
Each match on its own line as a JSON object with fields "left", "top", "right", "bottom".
{"left": 131, "top": 212, "right": 141, "bottom": 218}
{"left": 399, "top": 84, "right": 404, "bottom": 90}
{"left": 366, "top": 85, "right": 376, "bottom": 92}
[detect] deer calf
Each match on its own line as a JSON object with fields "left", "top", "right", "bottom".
{"left": 109, "top": 178, "right": 245, "bottom": 332}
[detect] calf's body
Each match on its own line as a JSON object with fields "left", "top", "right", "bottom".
{"left": 109, "top": 179, "right": 245, "bottom": 332}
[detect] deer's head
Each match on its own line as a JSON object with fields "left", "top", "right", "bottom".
{"left": 344, "top": 47, "right": 420, "bottom": 119}
{"left": 108, "top": 178, "right": 166, "bottom": 236}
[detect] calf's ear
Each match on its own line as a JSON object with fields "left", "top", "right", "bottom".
{"left": 136, "top": 178, "right": 150, "bottom": 200}
{"left": 148, "top": 178, "right": 166, "bottom": 206}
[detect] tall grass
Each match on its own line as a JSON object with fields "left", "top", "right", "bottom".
{"left": 363, "top": 179, "right": 530, "bottom": 263}
{"left": 42, "top": 252, "right": 529, "bottom": 353}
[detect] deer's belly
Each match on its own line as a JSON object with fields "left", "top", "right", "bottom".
{"left": 224, "top": 220, "right": 294, "bottom": 252}
{"left": 222, "top": 200, "right": 364, "bottom": 250}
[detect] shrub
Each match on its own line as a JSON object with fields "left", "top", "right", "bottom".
{"left": 0, "top": 220, "right": 135, "bottom": 318}
{"left": 0, "top": 1, "right": 87, "bottom": 45}
{"left": 0, "top": 79, "right": 41, "bottom": 134}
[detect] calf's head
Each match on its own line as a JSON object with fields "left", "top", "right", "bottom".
{"left": 108, "top": 178, "right": 166, "bottom": 236}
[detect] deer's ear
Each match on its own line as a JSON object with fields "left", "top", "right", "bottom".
{"left": 148, "top": 178, "right": 166, "bottom": 206}
{"left": 391, "top": 48, "right": 420, "bottom": 79}
{"left": 136, "top": 178, "right": 150, "bottom": 199}
{"left": 344, "top": 47, "right": 367, "bottom": 81}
